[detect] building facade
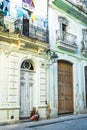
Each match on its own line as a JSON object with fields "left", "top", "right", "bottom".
{"left": 0, "top": 0, "right": 87, "bottom": 123}
{"left": 48, "top": 0, "right": 87, "bottom": 118}
{"left": 0, "top": 0, "right": 49, "bottom": 122}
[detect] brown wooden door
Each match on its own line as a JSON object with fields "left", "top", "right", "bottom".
{"left": 58, "top": 60, "right": 73, "bottom": 114}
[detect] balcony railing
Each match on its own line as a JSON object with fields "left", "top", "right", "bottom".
{"left": 0, "top": 11, "right": 4, "bottom": 26}
{"left": 0, "top": 16, "right": 48, "bottom": 43}
{"left": 14, "top": 19, "right": 48, "bottom": 43}
{"left": 82, "top": 40, "right": 87, "bottom": 52}
{"left": 67, "top": 0, "right": 87, "bottom": 12}
{"left": 56, "top": 30, "right": 78, "bottom": 51}
{"left": 23, "top": 24, "right": 48, "bottom": 43}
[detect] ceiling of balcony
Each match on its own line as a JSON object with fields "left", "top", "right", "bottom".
{"left": 53, "top": 0, "right": 87, "bottom": 26}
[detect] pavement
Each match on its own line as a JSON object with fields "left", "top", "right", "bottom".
{"left": 26, "top": 113, "right": 87, "bottom": 128}
{"left": 0, "top": 113, "right": 87, "bottom": 127}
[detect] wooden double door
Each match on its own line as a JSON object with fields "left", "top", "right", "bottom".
{"left": 58, "top": 60, "right": 73, "bottom": 114}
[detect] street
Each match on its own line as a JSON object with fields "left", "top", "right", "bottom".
{"left": 0, "top": 117, "right": 87, "bottom": 130}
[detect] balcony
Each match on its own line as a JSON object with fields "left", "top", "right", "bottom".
{"left": 56, "top": 30, "right": 78, "bottom": 52}
{"left": 22, "top": 24, "right": 48, "bottom": 43}
{"left": 0, "top": 17, "right": 49, "bottom": 54}
{"left": 12, "top": 19, "right": 48, "bottom": 43}
{"left": 0, "top": 13, "right": 48, "bottom": 43}
{"left": 53, "top": 0, "right": 87, "bottom": 25}
{"left": 67, "top": 0, "right": 87, "bottom": 11}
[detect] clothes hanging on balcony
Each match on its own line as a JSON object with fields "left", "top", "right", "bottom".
{"left": 22, "top": 0, "right": 35, "bottom": 10}
{"left": 0, "top": 0, "right": 3, "bottom": 10}
{"left": 2, "top": 0, "right": 10, "bottom": 16}
{"left": 15, "top": 6, "right": 30, "bottom": 19}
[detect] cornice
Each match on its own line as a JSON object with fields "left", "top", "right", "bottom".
{"left": 52, "top": 0, "right": 87, "bottom": 26}
{"left": 0, "top": 31, "right": 49, "bottom": 55}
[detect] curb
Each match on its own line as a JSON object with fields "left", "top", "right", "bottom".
{"left": 0, "top": 114, "right": 87, "bottom": 127}
{"left": 26, "top": 114, "right": 87, "bottom": 128}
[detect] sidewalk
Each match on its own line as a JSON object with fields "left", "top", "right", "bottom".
{"left": 26, "top": 113, "right": 87, "bottom": 128}
{"left": 0, "top": 113, "right": 87, "bottom": 127}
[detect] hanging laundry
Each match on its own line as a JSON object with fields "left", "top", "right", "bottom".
{"left": 3, "top": 0, "right": 10, "bottom": 16}
{"left": 22, "top": 0, "right": 35, "bottom": 10}
{"left": 31, "top": 14, "right": 36, "bottom": 21}
{"left": 15, "top": 6, "right": 29, "bottom": 19}
{"left": 43, "top": 18, "right": 47, "bottom": 28}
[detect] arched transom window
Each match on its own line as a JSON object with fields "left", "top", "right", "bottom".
{"left": 21, "top": 59, "right": 34, "bottom": 70}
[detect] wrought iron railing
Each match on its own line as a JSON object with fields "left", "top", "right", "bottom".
{"left": 0, "top": 17, "right": 48, "bottom": 43}
{"left": 14, "top": 20, "right": 48, "bottom": 43}
{"left": 0, "top": 11, "right": 4, "bottom": 26}
{"left": 26, "top": 24, "right": 48, "bottom": 43}
{"left": 82, "top": 40, "right": 87, "bottom": 50}
{"left": 56, "top": 30, "right": 77, "bottom": 47}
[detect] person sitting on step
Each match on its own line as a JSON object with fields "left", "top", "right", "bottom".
{"left": 29, "top": 107, "right": 39, "bottom": 121}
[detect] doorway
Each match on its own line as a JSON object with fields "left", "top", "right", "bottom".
{"left": 20, "top": 59, "right": 34, "bottom": 119}
{"left": 58, "top": 60, "right": 73, "bottom": 114}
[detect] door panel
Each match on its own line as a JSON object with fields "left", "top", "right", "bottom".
{"left": 20, "top": 70, "right": 34, "bottom": 118}
{"left": 58, "top": 83, "right": 65, "bottom": 113}
{"left": 58, "top": 60, "right": 73, "bottom": 114}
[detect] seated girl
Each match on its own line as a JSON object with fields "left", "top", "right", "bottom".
{"left": 30, "top": 107, "right": 39, "bottom": 121}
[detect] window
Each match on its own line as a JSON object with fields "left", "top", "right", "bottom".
{"left": 62, "top": 24, "right": 67, "bottom": 32}
{"left": 58, "top": 17, "right": 68, "bottom": 40}
{"left": 21, "top": 60, "right": 34, "bottom": 70}
{"left": 82, "top": 29, "right": 87, "bottom": 41}
{"left": 58, "top": 17, "right": 68, "bottom": 25}
{"left": 58, "top": 16, "right": 68, "bottom": 32}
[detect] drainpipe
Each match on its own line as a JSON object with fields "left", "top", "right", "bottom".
{"left": 46, "top": 0, "right": 50, "bottom": 108}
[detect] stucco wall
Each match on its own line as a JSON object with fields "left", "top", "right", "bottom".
{"left": 0, "top": 50, "right": 48, "bottom": 122}
{"left": 48, "top": 4, "right": 87, "bottom": 117}
{"left": 48, "top": 7, "right": 87, "bottom": 50}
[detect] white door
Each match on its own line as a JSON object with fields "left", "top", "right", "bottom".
{"left": 20, "top": 70, "right": 34, "bottom": 118}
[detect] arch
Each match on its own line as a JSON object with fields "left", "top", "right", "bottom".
{"left": 58, "top": 59, "right": 73, "bottom": 64}
{"left": 19, "top": 56, "right": 37, "bottom": 71}
{"left": 58, "top": 57, "right": 74, "bottom": 65}
{"left": 21, "top": 59, "right": 34, "bottom": 70}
